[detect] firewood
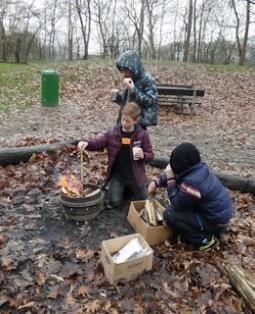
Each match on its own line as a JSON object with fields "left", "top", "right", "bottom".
{"left": 145, "top": 200, "right": 157, "bottom": 226}
{"left": 225, "top": 263, "right": 255, "bottom": 312}
{"left": 139, "top": 208, "right": 148, "bottom": 223}
{"left": 156, "top": 208, "right": 164, "bottom": 222}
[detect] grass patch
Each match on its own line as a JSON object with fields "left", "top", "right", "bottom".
{"left": 200, "top": 62, "right": 255, "bottom": 74}
{"left": 0, "top": 59, "right": 254, "bottom": 113}
{"left": 0, "top": 63, "right": 41, "bottom": 112}
{"left": 0, "top": 63, "right": 28, "bottom": 73}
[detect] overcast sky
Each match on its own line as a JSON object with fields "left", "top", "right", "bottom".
{"left": 23, "top": 0, "right": 255, "bottom": 54}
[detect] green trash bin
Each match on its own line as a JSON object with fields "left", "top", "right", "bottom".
{"left": 41, "top": 70, "right": 59, "bottom": 107}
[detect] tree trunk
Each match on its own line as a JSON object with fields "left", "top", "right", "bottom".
{"left": 158, "top": 0, "right": 166, "bottom": 60}
{"left": 193, "top": 0, "right": 197, "bottom": 62}
{"left": 138, "top": 0, "right": 145, "bottom": 56}
{"left": 15, "top": 37, "right": 22, "bottom": 63}
{"left": 183, "top": 0, "right": 193, "bottom": 62}
{"left": 0, "top": 18, "right": 7, "bottom": 62}
{"left": 225, "top": 263, "right": 255, "bottom": 312}
{"left": 96, "top": 2, "right": 107, "bottom": 57}
{"left": 231, "top": 0, "right": 242, "bottom": 63}
{"left": 197, "top": 0, "right": 205, "bottom": 62}
{"left": 24, "top": 27, "right": 41, "bottom": 64}
{"left": 76, "top": 0, "right": 91, "bottom": 60}
{"left": 145, "top": 0, "right": 156, "bottom": 59}
{"left": 150, "top": 156, "right": 255, "bottom": 195}
{"left": 68, "top": 0, "right": 73, "bottom": 61}
{"left": 110, "top": 0, "right": 117, "bottom": 58}
{"left": 240, "top": 0, "right": 250, "bottom": 65}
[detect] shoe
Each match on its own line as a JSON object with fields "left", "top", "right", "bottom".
{"left": 199, "top": 236, "right": 217, "bottom": 252}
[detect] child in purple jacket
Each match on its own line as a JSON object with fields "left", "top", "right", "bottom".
{"left": 78, "top": 102, "right": 154, "bottom": 209}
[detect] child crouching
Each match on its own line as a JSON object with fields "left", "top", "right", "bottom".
{"left": 148, "top": 142, "right": 233, "bottom": 251}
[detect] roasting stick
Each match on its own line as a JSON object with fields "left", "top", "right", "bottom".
{"left": 80, "top": 149, "right": 84, "bottom": 185}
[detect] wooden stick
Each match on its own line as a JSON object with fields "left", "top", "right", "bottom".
{"left": 80, "top": 149, "right": 84, "bottom": 185}
{"left": 225, "top": 263, "right": 255, "bottom": 311}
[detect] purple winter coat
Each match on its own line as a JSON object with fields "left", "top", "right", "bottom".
{"left": 86, "top": 124, "right": 154, "bottom": 187}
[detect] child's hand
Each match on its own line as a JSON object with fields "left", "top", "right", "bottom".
{"left": 148, "top": 181, "right": 157, "bottom": 195}
{"left": 165, "top": 164, "right": 174, "bottom": 178}
{"left": 78, "top": 141, "right": 88, "bottom": 151}
{"left": 123, "top": 78, "right": 134, "bottom": 90}
{"left": 133, "top": 147, "right": 144, "bottom": 160}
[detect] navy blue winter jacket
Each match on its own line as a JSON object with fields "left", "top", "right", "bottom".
{"left": 155, "top": 162, "right": 233, "bottom": 225}
{"left": 116, "top": 50, "right": 158, "bottom": 127}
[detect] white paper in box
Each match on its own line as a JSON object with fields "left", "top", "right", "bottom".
{"left": 112, "top": 238, "right": 150, "bottom": 264}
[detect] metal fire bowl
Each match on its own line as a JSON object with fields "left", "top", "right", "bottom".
{"left": 59, "top": 184, "right": 104, "bottom": 221}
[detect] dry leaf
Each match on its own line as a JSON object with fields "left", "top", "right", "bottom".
{"left": 48, "top": 285, "right": 61, "bottom": 299}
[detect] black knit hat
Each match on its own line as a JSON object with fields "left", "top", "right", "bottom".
{"left": 170, "top": 143, "right": 201, "bottom": 175}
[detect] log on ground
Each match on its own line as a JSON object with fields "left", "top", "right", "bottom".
{"left": 0, "top": 140, "right": 77, "bottom": 166}
{"left": 225, "top": 263, "right": 255, "bottom": 312}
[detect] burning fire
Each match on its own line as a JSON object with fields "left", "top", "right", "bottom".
{"left": 58, "top": 175, "right": 83, "bottom": 197}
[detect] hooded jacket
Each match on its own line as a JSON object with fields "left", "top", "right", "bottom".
{"left": 116, "top": 50, "right": 158, "bottom": 127}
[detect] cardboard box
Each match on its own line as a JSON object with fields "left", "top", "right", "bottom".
{"left": 127, "top": 200, "right": 173, "bottom": 245}
{"left": 101, "top": 233, "right": 153, "bottom": 284}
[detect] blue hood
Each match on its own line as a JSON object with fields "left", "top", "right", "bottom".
{"left": 116, "top": 50, "right": 145, "bottom": 80}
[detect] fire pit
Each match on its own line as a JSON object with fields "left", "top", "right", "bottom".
{"left": 59, "top": 184, "right": 104, "bottom": 221}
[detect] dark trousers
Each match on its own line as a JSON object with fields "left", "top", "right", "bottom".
{"left": 108, "top": 174, "right": 147, "bottom": 208}
{"left": 163, "top": 206, "right": 228, "bottom": 246}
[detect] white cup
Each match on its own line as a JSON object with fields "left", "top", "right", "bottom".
{"left": 133, "top": 147, "right": 141, "bottom": 160}
{"left": 111, "top": 89, "right": 119, "bottom": 101}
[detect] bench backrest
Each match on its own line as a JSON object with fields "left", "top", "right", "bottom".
{"left": 157, "top": 85, "right": 205, "bottom": 97}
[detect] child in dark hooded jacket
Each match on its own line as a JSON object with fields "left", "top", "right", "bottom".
{"left": 148, "top": 142, "right": 233, "bottom": 251}
{"left": 114, "top": 50, "right": 158, "bottom": 128}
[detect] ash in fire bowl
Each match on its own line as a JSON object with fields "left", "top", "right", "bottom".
{"left": 58, "top": 175, "right": 104, "bottom": 221}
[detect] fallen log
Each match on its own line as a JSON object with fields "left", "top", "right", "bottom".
{"left": 0, "top": 140, "right": 77, "bottom": 166}
{"left": 1, "top": 144, "right": 254, "bottom": 195}
{"left": 150, "top": 157, "right": 255, "bottom": 195}
{"left": 225, "top": 263, "right": 255, "bottom": 312}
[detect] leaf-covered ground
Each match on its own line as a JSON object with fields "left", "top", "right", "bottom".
{"left": 0, "top": 61, "right": 255, "bottom": 313}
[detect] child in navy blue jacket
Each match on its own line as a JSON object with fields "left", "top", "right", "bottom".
{"left": 148, "top": 142, "right": 233, "bottom": 251}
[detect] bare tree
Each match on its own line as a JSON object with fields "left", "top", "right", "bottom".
{"left": 183, "top": 0, "right": 193, "bottom": 62}
{"left": 76, "top": 0, "right": 91, "bottom": 60}
{"left": 0, "top": 0, "right": 10, "bottom": 62}
{"left": 231, "top": 0, "right": 251, "bottom": 65}
{"left": 157, "top": 0, "right": 166, "bottom": 59}
{"left": 48, "top": 0, "right": 58, "bottom": 59}
{"left": 193, "top": 0, "right": 197, "bottom": 61}
{"left": 122, "top": 0, "right": 145, "bottom": 55}
{"left": 145, "top": 0, "right": 161, "bottom": 59}
{"left": 93, "top": 0, "right": 113, "bottom": 57}
{"left": 67, "top": 0, "right": 75, "bottom": 60}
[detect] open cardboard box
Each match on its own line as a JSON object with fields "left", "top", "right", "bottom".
{"left": 101, "top": 233, "right": 153, "bottom": 284}
{"left": 127, "top": 200, "right": 173, "bottom": 245}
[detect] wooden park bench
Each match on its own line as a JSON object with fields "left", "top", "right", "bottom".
{"left": 156, "top": 84, "right": 205, "bottom": 114}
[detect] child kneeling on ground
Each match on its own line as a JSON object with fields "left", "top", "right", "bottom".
{"left": 78, "top": 102, "right": 154, "bottom": 209}
{"left": 148, "top": 142, "right": 233, "bottom": 251}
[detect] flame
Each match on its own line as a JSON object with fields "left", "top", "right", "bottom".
{"left": 58, "top": 175, "right": 83, "bottom": 197}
